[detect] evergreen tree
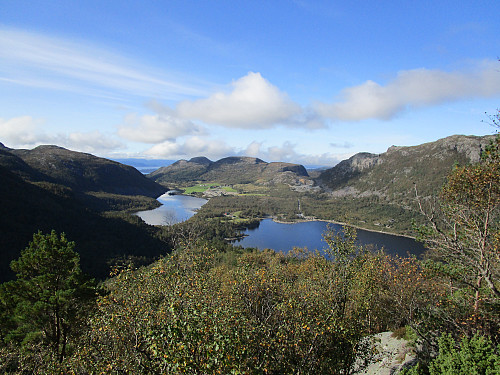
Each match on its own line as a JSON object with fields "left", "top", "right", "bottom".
{"left": 0, "top": 230, "right": 97, "bottom": 363}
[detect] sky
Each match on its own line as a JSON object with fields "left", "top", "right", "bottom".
{"left": 1, "top": 1, "right": 500, "bottom": 167}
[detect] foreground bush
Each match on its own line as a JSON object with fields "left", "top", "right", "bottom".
{"left": 403, "top": 333, "right": 500, "bottom": 374}
{"left": 69, "top": 228, "right": 411, "bottom": 374}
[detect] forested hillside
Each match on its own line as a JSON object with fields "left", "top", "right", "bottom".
{"left": 0, "top": 145, "right": 169, "bottom": 282}
{"left": 3, "top": 143, "right": 166, "bottom": 197}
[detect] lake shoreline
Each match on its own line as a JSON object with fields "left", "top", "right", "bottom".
{"left": 140, "top": 191, "right": 422, "bottom": 243}
{"left": 236, "top": 218, "right": 426, "bottom": 257}
{"left": 270, "top": 216, "right": 420, "bottom": 241}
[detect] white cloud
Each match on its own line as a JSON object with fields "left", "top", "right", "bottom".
{"left": 330, "top": 141, "right": 354, "bottom": 149}
{"left": 0, "top": 116, "right": 123, "bottom": 154}
{"left": 176, "top": 72, "right": 302, "bottom": 128}
{"left": 0, "top": 116, "right": 42, "bottom": 146}
{"left": 0, "top": 28, "right": 208, "bottom": 101}
{"left": 144, "top": 136, "right": 235, "bottom": 160}
{"left": 242, "top": 140, "right": 342, "bottom": 166}
{"left": 245, "top": 141, "right": 299, "bottom": 162}
{"left": 65, "top": 131, "right": 123, "bottom": 154}
{"left": 315, "top": 60, "right": 500, "bottom": 121}
{"left": 142, "top": 136, "right": 345, "bottom": 166}
{"left": 118, "top": 108, "right": 204, "bottom": 144}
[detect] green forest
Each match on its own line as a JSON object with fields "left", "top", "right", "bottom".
{"left": 0, "top": 131, "right": 499, "bottom": 373}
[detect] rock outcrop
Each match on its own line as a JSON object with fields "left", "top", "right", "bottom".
{"left": 317, "top": 134, "right": 495, "bottom": 202}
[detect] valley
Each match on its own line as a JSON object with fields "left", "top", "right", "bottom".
{"left": 1, "top": 133, "right": 498, "bottom": 373}
{"left": 1, "top": 133, "right": 494, "bottom": 280}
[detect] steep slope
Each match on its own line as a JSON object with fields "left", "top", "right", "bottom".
{"left": 318, "top": 134, "right": 495, "bottom": 203}
{"left": 149, "top": 156, "right": 310, "bottom": 187}
{"left": 10, "top": 145, "right": 166, "bottom": 198}
{"left": 0, "top": 165, "right": 169, "bottom": 282}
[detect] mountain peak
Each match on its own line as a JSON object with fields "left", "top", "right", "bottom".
{"left": 215, "top": 156, "right": 266, "bottom": 165}
{"left": 188, "top": 156, "right": 212, "bottom": 165}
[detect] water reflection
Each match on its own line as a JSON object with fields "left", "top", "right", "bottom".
{"left": 236, "top": 219, "right": 426, "bottom": 258}
{"left": 135, "top": 192, "right": 207, "bottom": 225}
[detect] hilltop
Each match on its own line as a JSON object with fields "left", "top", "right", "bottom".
{"left": 148, "top": 156, "right": 312, "bottom": 189}
{"left": 3, "top": 144, "right": 166, "bottom": 198}
{"left": 300, "top": 134, "right": 496, "bottom": 234}
{"left": 317, "top": 134, "right": 494, "bottom": 203}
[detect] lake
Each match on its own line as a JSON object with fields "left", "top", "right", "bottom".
{"left": 234, "top": 219, "right": 426, "bottom": 258}
{"left": 135, "top": 192, "right": 208, "bottom": 225}
{"left": 137, "top": 194, "right": 426, "bottom": 257}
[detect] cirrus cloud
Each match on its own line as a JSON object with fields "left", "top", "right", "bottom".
{"left": 0, "top": 27, "right": 209, "bottom": 102}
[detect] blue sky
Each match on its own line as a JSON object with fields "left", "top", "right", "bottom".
{"left": 1, "top": 1, "right": 499, "bottom": 166}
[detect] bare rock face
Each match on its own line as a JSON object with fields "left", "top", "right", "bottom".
{"left": 317, "top": 134, "right": 495, "bottom": 201}
{"left": 317, "top": 152, "right": 381, "bottom": 190}
{"left": 355, "top": 332, "right": 416, "bottom": 375}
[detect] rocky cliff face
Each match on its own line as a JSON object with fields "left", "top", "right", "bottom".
{"left": 318, "top": 134, "right": 495, "bottom": 201}
{"left": 317, "top": 152, "right": 381, "bottom": 190}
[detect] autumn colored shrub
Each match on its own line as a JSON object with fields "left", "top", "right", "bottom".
{"left": 70, "top": 226, "right": 414, "bottom": 374}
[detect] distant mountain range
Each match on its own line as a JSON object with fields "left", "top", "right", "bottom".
{"left": 148, "top": 156, "right": 310, "bottom": 187}
{"left": 112, "top": 158, "right": 176, "bottom": 174}
{"left": 145, "top": 134, "right": 495, "bottom": 202}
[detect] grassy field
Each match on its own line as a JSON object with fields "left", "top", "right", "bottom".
{"left": 183, "top": 184, "right": 238, "bottom": 194}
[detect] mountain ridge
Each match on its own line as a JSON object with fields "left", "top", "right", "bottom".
{"left": 5, "top": 145, "right": 166, "bottom": 198}
{"left": 148, "top": 156, "right": 309, "bottom": 186}
{"left": 317, "top": 134, "right": 495, "bottom": 201}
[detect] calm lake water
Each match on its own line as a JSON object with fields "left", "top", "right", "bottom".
{"left": 135, "top": 192, "right": 207, "bottom": 225}
{"left": 137, "top": 194, "right": 426, "bottom": 257}
{"left": 235, "top": 219, "right": 426, "bottom": 258}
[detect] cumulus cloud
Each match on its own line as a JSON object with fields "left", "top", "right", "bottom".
{"left": 0, "top": 116, "right": 122, "bottom": 154}
{"left": 0, "top": 116, "right": 43, "bottom": 146}
{"left": 64, "top": 131, "right": 123, "bottom": 154}
{"left": 243, "top": 140, "right": 342, "bottom": 166}
{"left": 118, "top": 108, "right": 204, "bottom": 144}
{"left": 315, "top": 60, "right": 500, "bottom": 121}
{"left": 144, "top": 136, "right": 235, "bottom": 160}
{"left": 176, "top": 72, "right": 302, "bottom": 128}
{"left": 243, "top": 141, "right": 298, "bottom": 162}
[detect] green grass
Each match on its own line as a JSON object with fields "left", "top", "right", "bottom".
{"left": 183, "top": 183, "right": 238, "bottom": 194}
{"left": 183, "top": 184, "right": 218, "bottom": 194}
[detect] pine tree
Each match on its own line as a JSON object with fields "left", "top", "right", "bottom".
{"left": 0, "top": 230, "right": 97, "bottom": 363}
